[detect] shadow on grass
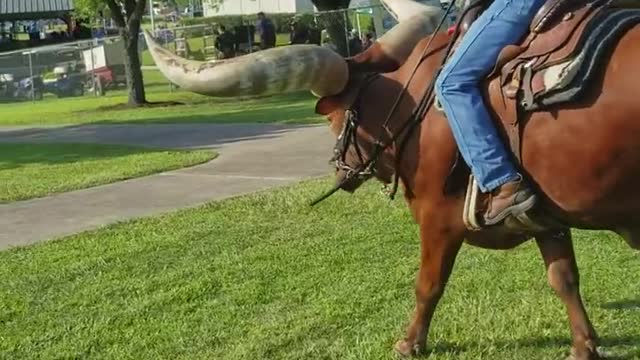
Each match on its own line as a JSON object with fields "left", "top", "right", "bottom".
{"left": 423, "top": 335, "right": 640, "bottom": 359}
{"left": 0, "top": 143, "right": 207, "bottom": 171}
{"left": 601, "top": 299, "right": 640, "bottom": 310}
{"left": 84, "top": 91, "right": 318, "bottom": 113}
{"left": 0, "top": 92, "right": 329, "bottom": 150}
{"left": 83, "top": 103, "right": 322, "bottom": 125}
{"left": 0, "top": 120, "right": 327, "bottom": 151}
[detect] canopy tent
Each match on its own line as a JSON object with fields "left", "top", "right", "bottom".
{"left": 0, "top": 0, "right": 74, "bottom": 21}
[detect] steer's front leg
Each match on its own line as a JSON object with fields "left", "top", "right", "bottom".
{"left": 395, "top": 211, "right": 464, "bottom": 357}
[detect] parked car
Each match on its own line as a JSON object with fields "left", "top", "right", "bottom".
{"left": 43, "top": 66, "right": 86, "bottom": 98}
{"left": 0, "top": 73, "right": 44, "bottom": 102}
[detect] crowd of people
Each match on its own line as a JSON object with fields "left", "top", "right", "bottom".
{"left": 212, "top": 12, "right": 375, "bottom": 60}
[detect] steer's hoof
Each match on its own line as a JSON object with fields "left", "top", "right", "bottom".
{"left": 566, "top": 345, "right": 602, "bottom": 360}
{"left": 394, "top": 339, "right": 423, "bottom": 358}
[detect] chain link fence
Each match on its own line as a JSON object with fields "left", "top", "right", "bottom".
{"left": 0, "top": 2, "right": 458, "bottom": 104}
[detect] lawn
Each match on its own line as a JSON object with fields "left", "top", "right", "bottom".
{"left": 0, "top": 143, "right": 215, "bottom": 202}
{"left": 0, "top": 179, "right": 638, "bottom": 359}
{"left": 0, "top": 70, "right": 322, "bottom": 126}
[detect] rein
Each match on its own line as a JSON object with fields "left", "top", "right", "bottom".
{"left": 310, "top": 0, "right": 483, "bottom": 207}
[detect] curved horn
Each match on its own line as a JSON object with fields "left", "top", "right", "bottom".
{"left": 378, "top": 0, "right": 443, "bottom": 62}
{"left": 380, "top": 0, "right": 441, "bottom": 22}
{"left": 349, "top": 1, "right": 443, "bottom": 72}
{"left": 143, "top": 30, "right": 348, "bottom": 97}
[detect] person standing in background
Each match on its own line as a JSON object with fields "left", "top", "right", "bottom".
{"left": 256, "top": 12, "right": 276, "bottom": 49}
{"left": 289, "top": 20, "right": 309, "bottom": 45}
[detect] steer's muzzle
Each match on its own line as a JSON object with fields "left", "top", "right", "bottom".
{"left": 335, "top": 168, "right": 369, "bottom": 193}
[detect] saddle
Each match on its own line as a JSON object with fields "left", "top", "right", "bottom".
{"left": 495, "top": 0, "right": 609, "bottom": 108}
{"left": 451, "top": 0, "right": 640, "bottom": 231}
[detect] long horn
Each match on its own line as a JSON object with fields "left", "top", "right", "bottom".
{"left": 350, "top": 1, "right": 443, "bottom": 72}
{"left": 143, "top": 30, "right": 348, "bottom": 97}
{"left": 378, "top": 0, "right": 443, "bottom": 64}
{"left": 380, "top": 0, "right": 442, "bottom": 21}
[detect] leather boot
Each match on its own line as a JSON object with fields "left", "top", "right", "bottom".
{"left": 483, "top": 177, "right": 537, "bottom": 226}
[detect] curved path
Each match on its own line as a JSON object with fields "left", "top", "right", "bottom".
{"left": 0, "top": 124, "right": 334, "bottom": 250}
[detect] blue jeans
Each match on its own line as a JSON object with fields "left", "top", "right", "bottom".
{"left": 435, "top": 0, "right": 545, "bottom": 192}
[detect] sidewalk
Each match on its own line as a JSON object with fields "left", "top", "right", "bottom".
{"left": 0, "top": 124, "right": 334, "bottom": 250}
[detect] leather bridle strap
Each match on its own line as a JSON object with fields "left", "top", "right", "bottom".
{"left": 310, "top": 0, "right": 486, "bottom": 206}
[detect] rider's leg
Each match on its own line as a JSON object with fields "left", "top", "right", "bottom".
{"left": 435, "top": 0, "right": 545, "bottom": 225}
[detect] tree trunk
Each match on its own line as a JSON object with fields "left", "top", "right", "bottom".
{"left": 107, "top": 0, "right": 147, "bottom": 106}
{"left": 121, "top": 25, "right": 146, "bottom": 106}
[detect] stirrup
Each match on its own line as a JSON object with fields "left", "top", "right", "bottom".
{"left": 463, "top": 175, "right": 482, "bottom": 231}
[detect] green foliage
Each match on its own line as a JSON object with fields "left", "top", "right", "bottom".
{"left": 73, "top": 0, "right": 109, "bottom": 21}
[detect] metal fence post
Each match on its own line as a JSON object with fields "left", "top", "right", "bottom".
{"left": 149, "top": 0, "right": 156, "bottom": 33}
{"left": 89, "top": 39, "right": 97, "bottom": 97}
{"left": 27, "top": 50, "right": 34, "bottom": 102}
{"left": 343, "top": 9, "right": 350, "bottom": 57}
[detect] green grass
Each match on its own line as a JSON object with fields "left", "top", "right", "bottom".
{"left": 0, "top": 143, "right": 216, "bottom": 202}
{"left": 0, "top": 71, "right": 322, "bottom": 126}
{"left": 0, "top": 179, "right": 638, "bottom": 359}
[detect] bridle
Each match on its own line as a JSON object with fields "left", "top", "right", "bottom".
{"left": 310, "top": 0, "right": 483, "bottom": 206}
{"left": 330, "top": 73, "right": 381, "bottom": 182}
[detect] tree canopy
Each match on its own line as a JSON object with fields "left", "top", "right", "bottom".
{"left": 74, "top": 0, "right": 108, "bottom": 20}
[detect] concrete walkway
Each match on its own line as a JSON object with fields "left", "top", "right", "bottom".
{"left": 0, "top": 124, "right": 334, "bottom": 250}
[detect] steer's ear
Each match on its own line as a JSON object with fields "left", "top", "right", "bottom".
{"left": 315, "top": 96, "right": 343, "bottom": 116}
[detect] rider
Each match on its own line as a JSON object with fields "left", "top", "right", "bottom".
{"left": 434, "top": 0, "right": 546, "bottom": 225}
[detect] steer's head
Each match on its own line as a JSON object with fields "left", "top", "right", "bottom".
{"left": 144, "top": 0, "right": 442, "bottom": 193}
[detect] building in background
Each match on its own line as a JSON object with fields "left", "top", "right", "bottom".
{"left": 204, "top": 0, "right": 315, "bottom": 17}
{"left": 0, "top": 0, "right": 74, "bottom": 21}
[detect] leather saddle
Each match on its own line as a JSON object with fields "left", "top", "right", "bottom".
{"left": 447, "top": 0, "right": 640, "bottom": 231}
{"left": 453, "top": 0, "right": 614, "bottom": 163}
{"left": 493, "top": 0, "right": 610, "bottom": 108}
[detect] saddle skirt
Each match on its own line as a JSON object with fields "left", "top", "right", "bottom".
{"left": 492, "top": 1, "right": 640, "bottom": 112}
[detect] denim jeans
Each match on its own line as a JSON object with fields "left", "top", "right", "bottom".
{"left": 434, "top": 0, "right": 545, "bottom": 192}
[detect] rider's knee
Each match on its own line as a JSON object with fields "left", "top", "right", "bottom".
{"left": 435, "top": 71, "right": 481, "bottom": 98}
